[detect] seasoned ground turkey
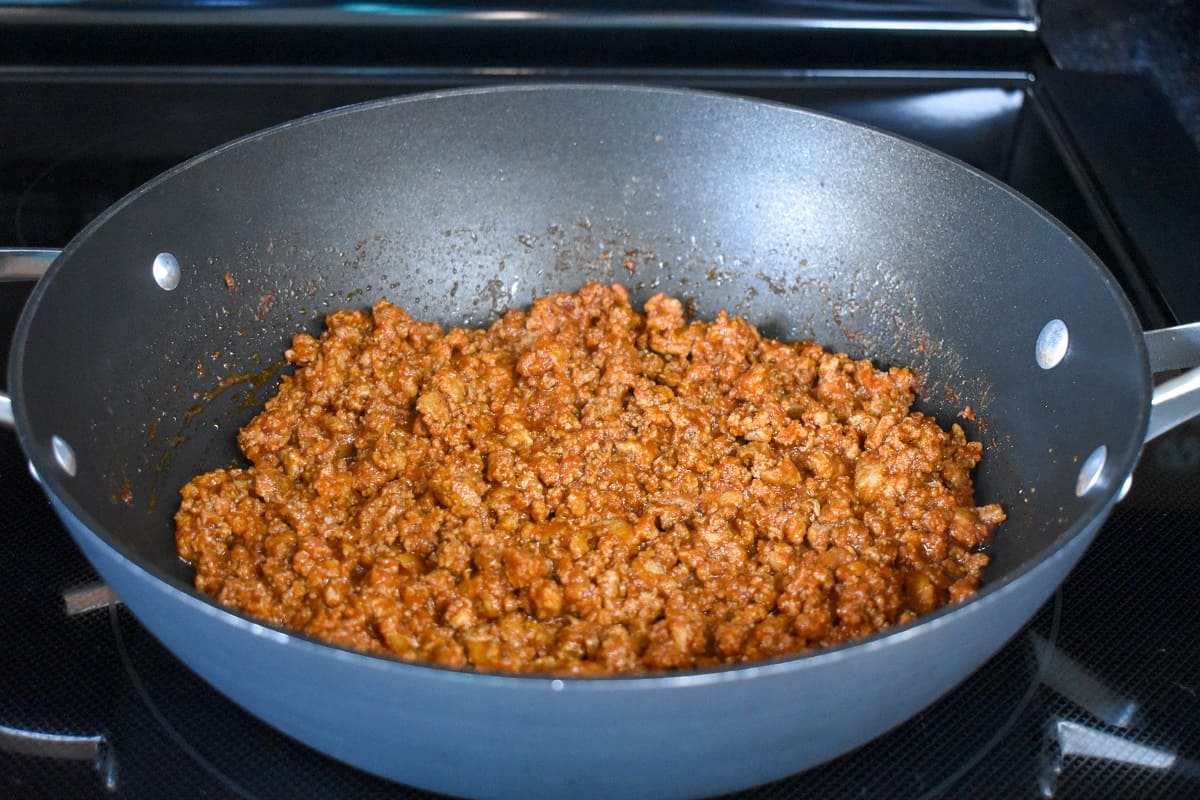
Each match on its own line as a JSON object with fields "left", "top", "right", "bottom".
{"left": 176, "top": 283, "right": 1004, "bottom": 674}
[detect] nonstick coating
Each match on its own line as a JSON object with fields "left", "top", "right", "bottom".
{"left": 10, "top": 86, "right": 1150, "bottom": 798}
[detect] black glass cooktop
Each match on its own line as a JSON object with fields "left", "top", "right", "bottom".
{"left": 1, "top": 68, "right": 1198, "bottom": 799}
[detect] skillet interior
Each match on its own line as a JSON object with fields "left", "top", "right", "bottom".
{"left": 11, "top": 85, "right": 1148, "bottom": 647}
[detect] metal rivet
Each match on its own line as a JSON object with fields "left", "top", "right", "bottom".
{"left": 1117, "top": 473, "right": 1133, "bottom": 502}
{"left": 152, "top": 252, "right": 181, "bottom": 291}
{"left": 1036, "top": 319, "right": 1069, "bottom": 369}
{"left": 52, "top": 435, "right": 77, "bottom": 477}
{"left": 551, "top": 679, "right": 565, "bottom": 692}
{"left": 1075, "top": 445, "right": 1106, "bottom": 497}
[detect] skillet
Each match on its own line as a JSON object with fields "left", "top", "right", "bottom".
{"left": 2, "top": 85, "right": 1198, "bottom": 798}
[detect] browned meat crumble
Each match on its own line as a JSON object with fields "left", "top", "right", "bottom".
{"left": 176, "top": 282, "right": 1003, "bottom": 674}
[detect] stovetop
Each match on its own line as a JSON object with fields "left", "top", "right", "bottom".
{"left": 1, "top": 64, "right": 1198, "bottom": 799}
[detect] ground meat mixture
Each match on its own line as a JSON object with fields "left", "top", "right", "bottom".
{"left": 175, "top": 283, "right": 1004, "bottom": 674}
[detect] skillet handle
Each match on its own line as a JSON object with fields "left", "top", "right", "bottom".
{"left": 0, "top": 248, "right": 58, "bottom": 281}
{"left": 1144, "top": 322, "right": 1200, "bottom": 441}
{"left": 0, "top": 248, "right": 59, "bottom": 429}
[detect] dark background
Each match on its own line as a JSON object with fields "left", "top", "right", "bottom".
{"left": 1042, "top": 0, "right": 1199, "bottom": 149}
